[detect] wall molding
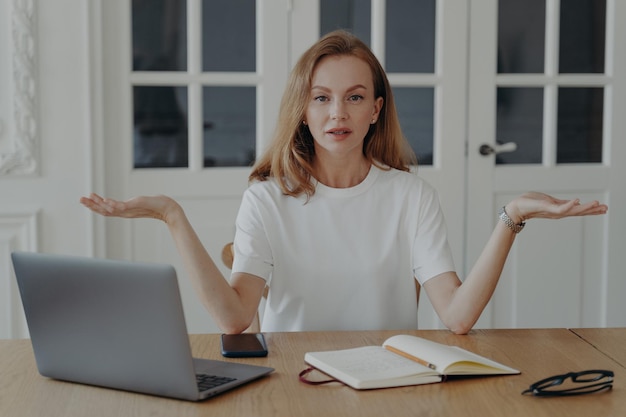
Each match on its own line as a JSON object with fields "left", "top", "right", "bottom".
{"left": 0, "top": 206, "right": 39, "bottom": 339}
{"left": 0, "top": 0, "right": 39, "bottom": 176}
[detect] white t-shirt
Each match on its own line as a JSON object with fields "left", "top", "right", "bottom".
{"left": 232, "top": 165, "right": 455, "bottom": 331}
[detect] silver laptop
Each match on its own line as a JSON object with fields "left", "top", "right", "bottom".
{"left": 11, "top": 251, "right": 274, "bottom": 401}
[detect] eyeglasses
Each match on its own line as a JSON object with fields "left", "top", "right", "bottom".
{"left": 522, "top": 370, "right": 614, "bottom": 397}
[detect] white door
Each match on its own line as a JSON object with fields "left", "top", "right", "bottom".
{"left": 101, "top": 0, "right": 290, "bottom": 333}
{"left": 467, "top": 0, "right": 626, "bottom": 328}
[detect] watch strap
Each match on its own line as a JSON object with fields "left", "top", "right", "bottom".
{"left": 499, "top": 206, "right": 525, "bottom": 233}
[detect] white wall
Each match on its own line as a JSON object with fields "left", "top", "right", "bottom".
{"left": 1, "top": 0, "right": 96, "bottom": 338}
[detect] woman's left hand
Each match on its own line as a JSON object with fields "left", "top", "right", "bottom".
{"left": 505, "top": 192, "right": 608, "bottom": 224}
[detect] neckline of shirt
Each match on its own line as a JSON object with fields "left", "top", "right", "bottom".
{"left": 314, "top": 164, "right": 380, "bottom": 198}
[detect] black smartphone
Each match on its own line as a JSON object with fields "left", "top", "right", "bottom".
{"left": 220, "top": 333, "right": 268, "bottom": 358}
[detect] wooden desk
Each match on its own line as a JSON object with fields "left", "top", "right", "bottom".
{"left": 0, "top": 329, "right": 624, "bottom": 417}
{"left": 571, "top": 327, "right": 626, "bottom": 369}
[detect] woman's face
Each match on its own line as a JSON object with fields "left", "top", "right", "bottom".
{"left": 304, "top": 55, "right": 383, "bottom": 161}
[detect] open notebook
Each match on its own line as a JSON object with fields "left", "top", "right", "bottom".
{"left": 11, "top": 252, "right": 274, "bottom": 401}
{"left": 303, "top": 334, "right": 519, "bottom": 390}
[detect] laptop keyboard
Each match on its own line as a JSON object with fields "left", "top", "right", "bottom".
{"left": 196, "top": 373, "right": 237, "bottom": 391}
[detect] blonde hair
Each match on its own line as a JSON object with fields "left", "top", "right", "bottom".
{"left": 249, "top": 30, "right": 416, "bottom": 198}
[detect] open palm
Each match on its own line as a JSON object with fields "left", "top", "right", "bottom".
{"left": 79, "top": 193, "right": 178, "bottom": 222}
{"left": 512, "top": 192, "right": 608, "bottom": 222}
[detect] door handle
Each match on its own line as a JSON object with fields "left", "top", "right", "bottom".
{"left": 479, "top": 141, "right": 517, "bottom": 156}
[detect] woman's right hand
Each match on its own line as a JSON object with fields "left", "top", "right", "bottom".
{"left": 79, "top": 193, "right": 180, "bottom": 223}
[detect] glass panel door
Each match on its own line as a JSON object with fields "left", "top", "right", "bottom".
{"left": 102, "top": 0, "right": 289, "bottom": 333}
{"left": 467, "top": 0, "right": 617, "bottom": 329}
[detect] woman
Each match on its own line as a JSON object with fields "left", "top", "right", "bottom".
{"left": 81, "top": 30, "right": 607, "bottom": 334}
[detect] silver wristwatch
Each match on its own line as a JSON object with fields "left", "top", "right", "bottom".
{"left": 498, "top": 206, "right": 525, "bottom": 233}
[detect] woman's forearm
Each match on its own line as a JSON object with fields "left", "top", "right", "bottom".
{"left": 441, "top": 220, "right": 517, "bottom": 334}
{"left": 164, "top": 204, "right": 262, "bottom": 333}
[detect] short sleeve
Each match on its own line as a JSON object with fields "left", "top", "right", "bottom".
{"left": 412, "top": 184, "right": 456, "bottom": 285}
{"left": 231, "top": 187, "right": 273, "bottom": 282}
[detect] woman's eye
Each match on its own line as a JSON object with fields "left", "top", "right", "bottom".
{"left": 314, "top": 96, "right": 328, "bottom": 102}
{"left": 348, "top": 95, "right": 364, "bottom": 102}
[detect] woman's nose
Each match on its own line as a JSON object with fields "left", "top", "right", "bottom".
{"left": 330, "top": 101, "right": 348, "bottom": 120}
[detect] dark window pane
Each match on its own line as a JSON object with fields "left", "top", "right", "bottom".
{"left": 203, "top": 87, "right": 256, "bottom": 167}
{"left": 393, "top": 87, "right": 434, "bottom": 165}
{"left": 320, "top": 0, "right": 371, "bottom": 44}
{"left": 202, "top": 0, "right": 255, "bottom": 72}
{"left": 133, "top": 86, "right": 188, "bottom": 168}
{"left": 557, "top": 88, "right": 603, "bottom": 163}
{"left": 496, "top": 88, "right": 543, "bottom": 164}
{"left": 559, "top": 0, "right": 606, "bottom": 74}
{"left": 386, "top": 0, "right": 435, "bottom": 73}
{"left": 132, "top": 0, "right": 187, "bottom": 71}
{"left": 498, "top": 0, "right": 545, "bottom": 73}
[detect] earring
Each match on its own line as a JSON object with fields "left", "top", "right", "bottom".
{"left": 302, "top": 120, "right": 307, "bottom": 125}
